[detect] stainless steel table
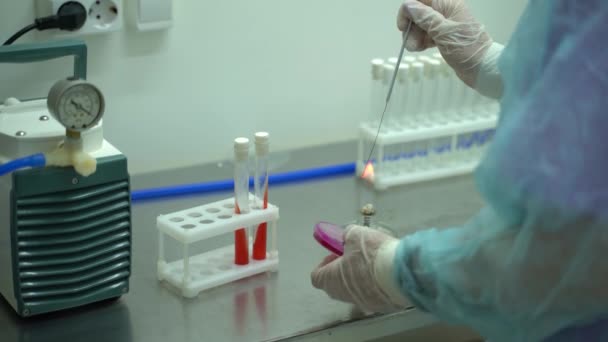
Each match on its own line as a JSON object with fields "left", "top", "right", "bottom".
{"left": 0, "top": 142, "right": 484, "bottom": 342}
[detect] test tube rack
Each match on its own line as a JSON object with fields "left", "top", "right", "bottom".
{"left": 157, "top": 196, "right": 279, "bottom": 298}
{"left": 357, "top": 103, "right": 499, "bottom": 190}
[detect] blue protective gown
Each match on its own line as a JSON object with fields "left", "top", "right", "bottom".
{"left": 394, "top": 1, "right": 608, "bottom": 341}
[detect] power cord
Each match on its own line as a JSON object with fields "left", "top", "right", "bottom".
{"left": 3, "top": 1, "right": 87, "bottom": 46}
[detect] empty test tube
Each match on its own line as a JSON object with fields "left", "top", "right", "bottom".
{"left": 382, "top": 63, "right": 401, "bottom": 131}
{"left": 380, "top": 64, "right": 401, "bottom": 173}
{"left": 396, "top": 63, "right": 410, "bottom": 127}
{"left": 432, "top": 53, "right": 454, "bottom": 121}
{"left": 421, "top": 57, "right": 443, "bottom": 124}
{"left": 398, "top": 56, "right": 421, "bottom": 173}
{"left": 418, "top": 56, "right": 445, "bottom": 169}
{"left": 369, "top": 59, "right": 385, "bottom": 127}
{"left": 405, "top": 62, "right": 425, "bottom": 127}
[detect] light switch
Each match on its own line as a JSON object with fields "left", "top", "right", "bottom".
{"left": 137, "top": 0, "right": 172, "bottom": 31}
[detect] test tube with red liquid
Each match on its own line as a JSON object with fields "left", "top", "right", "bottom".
{"left": 253, "top": 132, "right": 269, "bottom": 260}
{"left": 233, "top": 138, "right": 250, "bottom": 265}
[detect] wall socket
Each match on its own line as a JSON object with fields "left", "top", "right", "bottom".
{"left": 36, "top": 0, "right": 124, "bottom": 35}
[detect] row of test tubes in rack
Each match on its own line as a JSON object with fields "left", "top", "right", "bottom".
{"left": 369, "top": 52, "right": 497, "bottom": 128}
{"left": 358, "top": 51, "right": 499, "bottom": 189}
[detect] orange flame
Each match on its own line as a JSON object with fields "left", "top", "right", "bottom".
{"left": 361, "top": 162, "right": 375, "bottom": 180}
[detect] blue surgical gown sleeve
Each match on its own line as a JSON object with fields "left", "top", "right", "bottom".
{"left": 393, "top": 1, "right": 608, "bottom": 341}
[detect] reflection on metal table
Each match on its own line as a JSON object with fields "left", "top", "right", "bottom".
{"left": 0, "top": 141, "right": 484, "bottom": 342}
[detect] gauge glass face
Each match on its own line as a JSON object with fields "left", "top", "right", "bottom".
{"left": 57, "top": 84, "right": 102, "bottom": 130}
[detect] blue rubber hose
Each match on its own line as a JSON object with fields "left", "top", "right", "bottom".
{"left": 131, "top": 162, "right": 356, "bottom": 202}
{"left": 0, "top": 153, "right": 46, "bottom": 177}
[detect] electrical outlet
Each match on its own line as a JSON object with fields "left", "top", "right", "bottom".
{"left": 36, "top": 0, "right": 124, "bottom": 35}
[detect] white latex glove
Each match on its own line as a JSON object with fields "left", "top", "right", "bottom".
{"left": 311, "top": 225, "right": 410, "bottom": 313}
{"left": 397, "top": 0, "right": 494, "bottom": 88}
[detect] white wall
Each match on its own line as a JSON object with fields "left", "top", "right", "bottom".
{"left": 0, "top": 0, "right": 526, "bottom": 175}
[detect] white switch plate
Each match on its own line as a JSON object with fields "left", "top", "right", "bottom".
{"left": 136, "top": 0, "right": 172, "bottom": 31}
{"left": 35, "top": 0, "right": 124, "bottom": 36}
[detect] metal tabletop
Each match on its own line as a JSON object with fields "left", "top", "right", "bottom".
{"left": 0, "top": 141, "right": 484, "bottom": 342}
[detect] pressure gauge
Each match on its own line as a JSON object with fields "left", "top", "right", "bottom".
{"left": 47, "top": 79, "right": 105, "bottom": 132}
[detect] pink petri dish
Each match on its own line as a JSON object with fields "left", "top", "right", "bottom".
{"left": 313, "top": 222, "right": 345, "bottom": 256}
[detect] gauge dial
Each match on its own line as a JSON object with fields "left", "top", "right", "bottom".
{"left": 48, "top": 80, "right": 105, "bottom": 132}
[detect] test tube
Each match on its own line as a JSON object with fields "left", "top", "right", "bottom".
{"left": 463, "top": 87, "right": 480, "bottom": 120}
{"left": 432, "top": 53, "right": 454, "bottom": 121}
{"left": 233, "top": 138, "right": 250, "bottom": 265}
{"left": 396, "top": 64, "right": 413, "bottom": 172}
{"left": 398, "top": 57, "right": 419, "bottom": 173}
{"left": 369, "top": 59, "right": 385, "bottom": 128}
{"left": 447, "top": 69, "right": 468, "bottom": 122}
{"left": 421, "top": 57, "right": 443, "bottom": 124}
{"left": 399, "top": 56, "right": 417, "bottom": 127}
{"left": 379, "top": 63, "right": 392, "bottom": 170}
{"left": 415, "top": 57, "right": 440, "bottom": 169}
{"left": 253, "top": 132, "right": 269, "bottom": 260}
{"left": 395, "top": 63, "right": 410, "bottom": 126}
{"left": 381, "top": 63, "right": 400, "bottom": 130}
{"left": 405, "top": 62, "right": 425, "bottom": 127}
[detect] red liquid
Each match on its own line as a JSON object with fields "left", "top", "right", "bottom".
{"left": 234, "top": 202, "right": 249, "bottom": 265}
{"left": 252, "top": 188, "right": 268, "bottom": 260}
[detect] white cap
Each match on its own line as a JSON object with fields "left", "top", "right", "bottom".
{"left": 409, "top": 62, "right": 424, "bottom": 82}
{"left": 371, "top": 59, "right": 384, "bottom": 81}
{"left": 432, "top": 52, "right": 444, "bottom": 62}
{"left": 403, "top": 56, "right": 417, "bottom": 64}
{"left": 234, "top": 137, "right": 249, "bottom": 161}
{"left": 382, "top": 64, "right": 396, "bottom": 85}
{"left": 422, "top": 59, "right": 441, "bottom": 78}
{"left": 387, "top": 57, "right": 399, "bottom": 65}
{"left": 397, "top": 63, "right": 410, "bottom": 83}
{"left": 254, "top": 132, "right": 269, "bottom": 155}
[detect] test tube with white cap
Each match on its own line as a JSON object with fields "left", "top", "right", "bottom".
{"left": 398, "top": 56, "right": 416, "bottom": 126}
{"left": 405, "top": 61, "right": 425, "bottom": 127}
{"left": 395, "top": 63, "right": 410, "bottom": 126}
{"left": 416, "top": 56, "right": 442, "bottom": 167}
{"left": 369, "top": 59, "right": 385, "bottom": 128}
{"left": 463, "top": 87, "right": 481, "bottom": 120}
{"left": 420, "top": 56, "right": 444, "bottom": 124}
{"left": 395, "top": 56, "right": 417, "bottom": 172}
{"left": 381, "top": 63, "right": 401, "bottom": 170}
{"left": 395, "top": 63, "right": 414, "bottom": 171}
{"left": 428, "top": 53, "right": 455, "bottom": 165}
{"left": 381, "top": 63, "right": 399, "bottom": 129}
{"left": 432, "top": 53, "right": 454, "bottom": 120}
{"left": 253, "top": 132, "right": 269, "bottom": 260}
{"left": 233, "top": 137, "right": 250, "bottom": 265}
{"left": 447, "top": 66, "right": 470, "bottom": 121}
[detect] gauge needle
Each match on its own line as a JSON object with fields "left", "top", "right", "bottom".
{"left": 71, "top": 99, "right": 91, "bottom": 115}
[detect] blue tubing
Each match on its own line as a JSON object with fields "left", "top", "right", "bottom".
{"left": 131, "top": 162, "right": 356, "bottom": 203}
{"left": 0, "top": 153, "right": 46, "bottom": 177}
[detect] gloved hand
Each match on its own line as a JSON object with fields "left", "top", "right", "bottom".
{"left": 311, "top": 225, "right": 410, "bottom": 313}
{"left": 397, "top": 0, "right": 493, "bottom": 87}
